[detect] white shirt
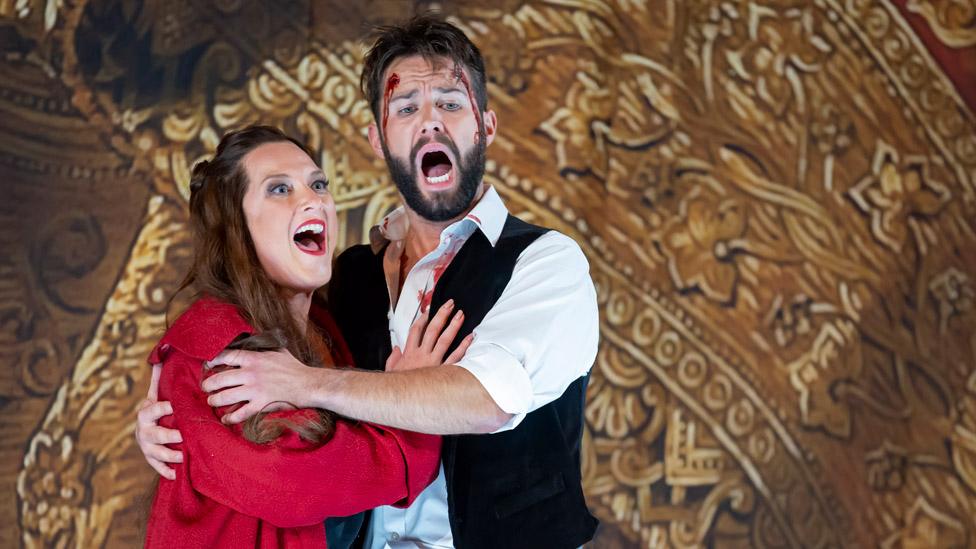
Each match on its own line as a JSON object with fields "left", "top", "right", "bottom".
{"left": 364, "top": 186, "right": 599, "bottom": 549}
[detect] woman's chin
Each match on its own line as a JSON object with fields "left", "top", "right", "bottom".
{"left": 274, "top": 271, "right": 332, "bottom": 297}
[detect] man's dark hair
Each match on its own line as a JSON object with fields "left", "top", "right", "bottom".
{"left": 360, "top": 14, "right": 488, "bottom": 127}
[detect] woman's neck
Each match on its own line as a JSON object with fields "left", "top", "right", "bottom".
{"left": 281, "top": 289, "right": 314, "bottom": 335}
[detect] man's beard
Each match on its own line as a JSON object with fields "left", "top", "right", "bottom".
{"left": 383, "top": 134, "right": 486, "bottom": 222}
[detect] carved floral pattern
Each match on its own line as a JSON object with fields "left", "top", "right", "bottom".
{"left": 3, "top": 0, "right": 976, "bottom": 547}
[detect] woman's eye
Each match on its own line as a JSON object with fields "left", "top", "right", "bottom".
{"left": 311, "top": 179, "right": 329, "bottom": 192}
{"left": 268, "top": 182, "right": 290, "bottom": 195}
{"left": 398, "top": 105, "right": 417, "bottom": 115}
{"left": 442, "top": 102, "right": 461, "bottom": 111}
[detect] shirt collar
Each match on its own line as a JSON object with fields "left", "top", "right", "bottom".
{"left": 369, "top": 185, "right": 509, "bottom": 253}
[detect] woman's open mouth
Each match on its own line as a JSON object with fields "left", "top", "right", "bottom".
{"left": 293, "top": 219, "right": 327, "bottom": 256}
{"left": 417, "top": 143, "right": 456, "bottom": 190}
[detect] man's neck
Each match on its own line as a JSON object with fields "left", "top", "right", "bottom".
{"left": 401, "top": 184, "right": 486, "bottom": 263}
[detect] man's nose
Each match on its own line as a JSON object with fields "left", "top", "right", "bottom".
{"left": 420, "top": 105, "right": 443, "bottom": 135}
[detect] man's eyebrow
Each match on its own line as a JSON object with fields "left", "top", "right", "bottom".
{"left": 389, "top": 89, "right": 418, "bottom": 103}
{"left": 434, "top": 86, "right": 466, "bottom": 95}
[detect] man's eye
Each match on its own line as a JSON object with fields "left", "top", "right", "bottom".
{"left": 311, "top": 179, "right": 329, "bottom": 192}
{"left": 442, "top": 102, "right": 461, "bottom": 111}
{"left": 398, "top": 105, "right": 417, "bottom": 115}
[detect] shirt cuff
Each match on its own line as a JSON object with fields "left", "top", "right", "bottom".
{"left": 455, "top": 342, "right": 533, "bottom": 433}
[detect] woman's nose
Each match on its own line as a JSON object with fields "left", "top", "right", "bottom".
{"left": 297, "top": 187, "right": 324, "bottom": 210}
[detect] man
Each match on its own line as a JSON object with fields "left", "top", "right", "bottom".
{"left": 136, "top": 15, "right": 599, "bottom": 549}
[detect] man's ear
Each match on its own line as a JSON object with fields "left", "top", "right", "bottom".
{"left": 367, "top": 123, "right": 385, "bottom": 160}
{"left": 482, "top": 109, "right": 498, "bottom": 147}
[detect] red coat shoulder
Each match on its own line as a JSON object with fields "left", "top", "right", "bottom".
{"left": 148, "top": 296, "right": 253, "bottom": 364}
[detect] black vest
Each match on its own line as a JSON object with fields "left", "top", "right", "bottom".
{"left": 327, "top": 215, "right": 598, "bottom": 549}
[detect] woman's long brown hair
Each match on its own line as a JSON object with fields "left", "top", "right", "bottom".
{"left": 171, "top": 125, "right": 335, "bottom": 444}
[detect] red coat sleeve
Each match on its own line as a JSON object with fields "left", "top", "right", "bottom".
{"left": 159, "top": 350, "right": 441, "bottom": 528}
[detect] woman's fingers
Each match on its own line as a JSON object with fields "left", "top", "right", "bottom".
{"left": 148, "top": 457, "right": 177, "bottom": 481}
{"left": 404, "top": 309, "right": 429, "bottom": 351}
{"left": 420, "top": 299, "right": 455, "bottom": 351}
{"left": 137, "top": 400, "right": 173, "bottom": 425}
{"left": 445, "top": 333, "right": 474, "bottom": 365}
{"left": 384, "top": 346, "right": 403, "bottom": 371}
{"left": 431, "top": 310, "right": 465, "bottom": 360}
{"left": 146, "top": 440, "right": 184, "bottom": 464}
{"left": 147, "top": 364, "right": 163, "bottom": 400}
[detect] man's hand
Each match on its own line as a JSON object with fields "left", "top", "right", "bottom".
{"left": 385, "top": 299, "right": 473, "bottom": 372}
{"left": 203, "top": 347, "right": 318, "bottom": 425}
{"left": 135, "top": 364, "right": 183, "bottom": 480}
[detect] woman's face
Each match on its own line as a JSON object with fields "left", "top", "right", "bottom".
{"left": 241, "top": 141, "right": 338, "bottom": 294}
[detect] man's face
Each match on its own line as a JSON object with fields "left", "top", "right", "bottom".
{"left": 370, "top": 55, "right": 496, "bottom": 222}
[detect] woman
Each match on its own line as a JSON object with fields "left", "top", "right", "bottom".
{"left": 144, "top": 125, "right": 466, "bottom": 548}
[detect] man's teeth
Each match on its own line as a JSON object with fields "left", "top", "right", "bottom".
{"left": 426, "top": 173, "right": 450, "bottom": 184}
{"left": 296, "top": 223, "right": 324, "bottom": 235}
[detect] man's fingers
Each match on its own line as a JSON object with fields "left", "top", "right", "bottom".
{"left": 201, "top": 369, "right": 251, "bottom": 393}
{"left": 206, "top": 386, "right": 252, "bottom": 408}
{"left": 137, "top": 400, "right": 173, "bottom": 424}
{"left": 206, "top": 349, "right": 257, "bottom": 369}
{"left": 221, "top": 401, "right": 263, "bottom": 425}
{"left": 432, "top": 310, "right": 465, "bottom": 359}
{"left": 422, "top": 300, "right": 456, "bottom": 351}
{"left": 445, "top": 333, "right": 474, "bottom": 365}
{"left": 148, "top": 458, "right": 176, "bottom": 481}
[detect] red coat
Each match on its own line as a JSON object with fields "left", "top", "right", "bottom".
{"left": 144, "top": 296, "right": 441, "bottom": 548}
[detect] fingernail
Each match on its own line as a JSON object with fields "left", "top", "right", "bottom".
{"left": 447, "top": 299, "right": 455, "bottom": 308}
{"left": 175, "top": 454, "right": 184, "bottom": 463}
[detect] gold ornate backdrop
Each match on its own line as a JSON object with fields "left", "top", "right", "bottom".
{"left": 2, "top": 0, "right": 976, "bottom": 547}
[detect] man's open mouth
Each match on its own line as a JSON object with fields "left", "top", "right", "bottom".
{"left": 293, "top": 220, "right": 326, "bottom": 255}
{"left": 417, "top": 143, "right": 456, "bottom": 187}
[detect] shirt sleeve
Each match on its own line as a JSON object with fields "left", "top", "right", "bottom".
{"left": 159, "top": 351, "right": 441, "bottom": 528}
{"left": 455, "top": 231, "right": 599, "bottom": 432}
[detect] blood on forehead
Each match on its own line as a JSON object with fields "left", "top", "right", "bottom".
{"left": 381, "top": 72, "right": 400, "bottom": 135}
{"left": 379, "top": 62, "right": 484, "bottom": 142}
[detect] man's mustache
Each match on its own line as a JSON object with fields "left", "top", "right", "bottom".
{"left": 409, "top": 134, "right": 461, "bottom": 164}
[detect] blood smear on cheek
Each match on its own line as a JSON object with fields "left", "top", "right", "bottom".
{"left": 456, "top": 67, "right": 483, "bottom": 143}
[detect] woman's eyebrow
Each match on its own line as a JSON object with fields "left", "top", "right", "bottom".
{"left": 261, "top": 173, "right": 292, "bottom": 183}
